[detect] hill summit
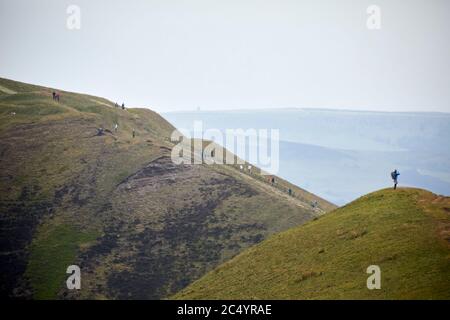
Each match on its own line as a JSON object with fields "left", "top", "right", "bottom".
{"left": 175, "top": 188, "right": 450, "bottom": 299}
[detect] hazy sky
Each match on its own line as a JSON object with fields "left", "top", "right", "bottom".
{"left": 1, "top": 0, "right": 449, "bottom": 112}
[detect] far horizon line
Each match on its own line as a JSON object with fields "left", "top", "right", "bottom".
{"left": 1, "top": 75, "right": 448, "bottom": 116}
{"left": 160, "top": 106, "right": 450, "bottom": 115}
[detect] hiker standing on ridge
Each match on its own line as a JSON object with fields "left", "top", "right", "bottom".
{"left": 122, "top": 103, "right": 125, "bottom": 110}
{"left": 391, "top": 169, "right": 400, "bottom": 190}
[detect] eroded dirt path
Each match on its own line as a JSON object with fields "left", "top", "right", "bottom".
{"left": 218, "top": 164, "right": 324, "bottom": 215}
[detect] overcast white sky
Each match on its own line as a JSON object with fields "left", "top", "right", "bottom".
{"left": 0, "top": 0, "right": 449, "bottom": 112}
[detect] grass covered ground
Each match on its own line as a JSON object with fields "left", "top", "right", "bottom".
{"left": 174, "top": 188, "right": 450, "bottom": 299}
{"left": 26, "top": 221, "right": 98, "bottom": 299}
{"left": 0, "top": 77, "right": 334, "bottom": 299}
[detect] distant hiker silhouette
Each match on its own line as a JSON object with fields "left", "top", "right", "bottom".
{"left": 114, "top": 123, "right": 118, "bottom": 133}
{"left": 96, "top": 127, "right": 104, "bottom": 136}
{"left": 391, "top": 169, "right": 400, "bottom": 189}
{"left": 52, "top": 92, "right": 60, "bottom": 102}
{"left": 288, "top": 188, "right": 292, "bottom": 196}
{"left": 122, "top": 103, "right": 125, "bottom": 110}
{"left": 132, "top": 129, "right": 136, "bottom": 138}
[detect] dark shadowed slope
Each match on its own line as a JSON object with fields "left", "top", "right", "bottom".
{"left": 0, "top": 78, "right": 335, "bottom": 299}
{"left": 175, "top": 188, "right": 450, "bottom": 299}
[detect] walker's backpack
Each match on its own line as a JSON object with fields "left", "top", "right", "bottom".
{"left": 391, "top": 171, "right": 396, "bottom": 179}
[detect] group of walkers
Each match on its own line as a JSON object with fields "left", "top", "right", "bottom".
{"left": 52, "top": 91, "right": 60, "bottom": 102}
{"left": 49, "top": 91, "right": 136, "bottom": 139}
{"left": 115, "top": 102, "right": 126, "bottom": 110}
{"left": 264, "top": 176, "right": 320, "bottom": 209}
{"left": 100, "top": 101, "right": 137, "bottom": 138}
{"left": 265, "top": 175, "right": 297, "bottom": 199}
{"left": 99, "top": 99, "right": 137, "bottom": 138}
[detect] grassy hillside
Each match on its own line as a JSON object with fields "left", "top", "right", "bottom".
{"left": 174, "top": 188, "right": 450, "bottom": 299}
{"left": 0, "top": 78, "right": 335, "bottom": 299}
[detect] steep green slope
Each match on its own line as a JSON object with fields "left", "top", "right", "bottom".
{"left": 174, "top": 188, "right": 450, "bottom": 299}
{"left": 0, "top": 78, "right": 335, "bottom": 299}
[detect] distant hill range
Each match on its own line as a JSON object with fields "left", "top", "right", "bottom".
{"left": 164, "top": 108, "right": 450, "bottom": 205}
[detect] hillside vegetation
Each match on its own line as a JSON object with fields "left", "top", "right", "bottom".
{"left": 175, "top": 188, "right": 450, "bottom": 299}
{"left": 0, "top": 78, "right": 334, "bottom": 299}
